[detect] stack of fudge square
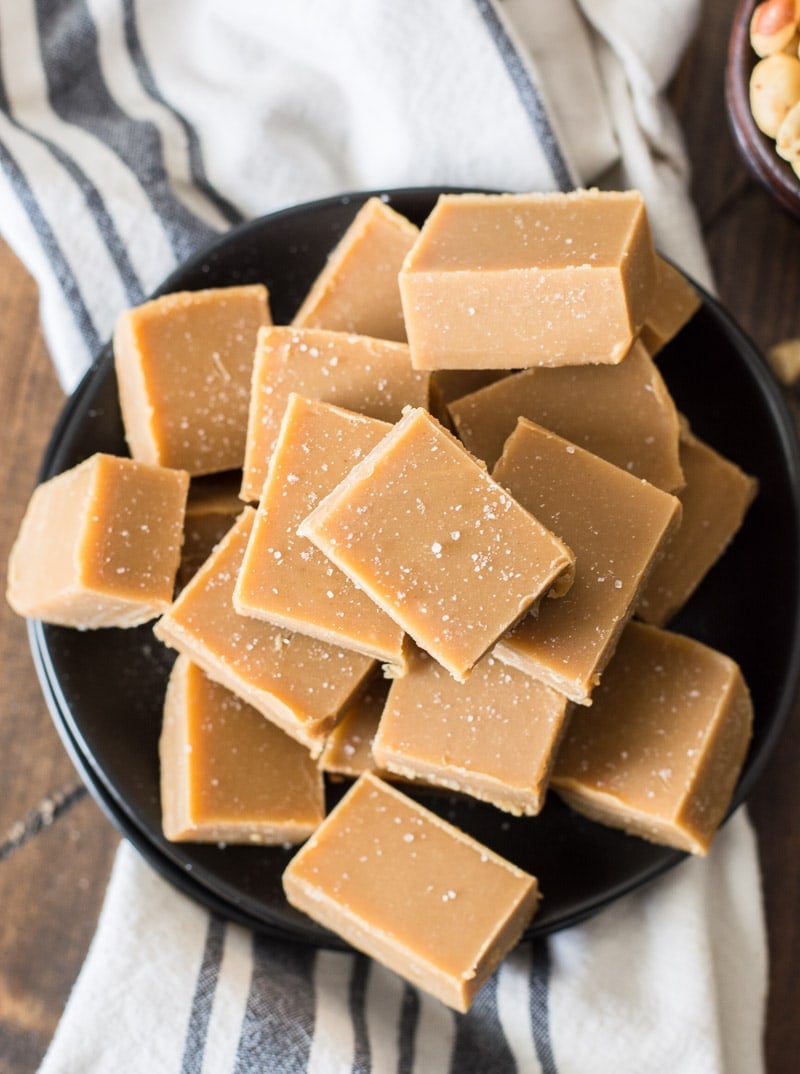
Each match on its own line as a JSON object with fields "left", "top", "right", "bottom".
{"left": 7, "top": 191, "right": 757, "bottom": 1012}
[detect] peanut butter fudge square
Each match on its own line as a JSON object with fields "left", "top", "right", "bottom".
{"left": 399, "top": 190, "right": 656, "bottom": 369}
{"left": 492, "top": 419, "right": 681, "bottom": 704}
{"left": 178, "top": 471, "right": 243, "bottom": 590}
{"left": 448, "top": 339, "right": 683, "bottom": 487}
{"left": 241, "top": 326, "right": 431, "bottom": 501}
{"left": 114, "top": 285, "right": 271, "bottom": 475}
{"left": 154, "top": 509, "right": 375, "bottom": 756}
{"left": 292, "top": 196, "right": 419, "bottom": 341}
{"left": 640, "top": 255, "right": 701, "bottom": 355}
{"left": 283, "top": 772, "right": 539, "bottom": 1012}
{"left": 637, "top": 423, "right": 757, "bottom": 625}
{"left": 318, "top": 671, "right": 391, "bottom": 780}
{"left": 235, "top": 395, "right": 406, "bottom": 672}
{"left": 551, "top": 621, "right": 753, "bottom": 854}
{"left": 299, "top": 407, "right": 575, "bottom": 681}
{"left": 373, "top": 646, "right": 571, "bottom": 815}
{"left": 7, "top": 453, "right": 188, "bottom": 628}
{"left": 160, "top": 656, "right": 324, "bottom": 844}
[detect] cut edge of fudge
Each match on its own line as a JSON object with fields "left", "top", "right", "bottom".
{"left": 234, "top": 393, "right": 407, "bottom": 674}
{"left": 635, "top": 422, "right": 758, "bottom": 626}
{"left": 282, "top": 772, "right": 540, "bottom": 1011}
{"left": 154, "top": 509, "right": 374, "bottom": 758}
{"left": 372, "top": 649, "right": 573, "bottom": 816}
{"left": 159, "top": 654, "right": 325, "bottom": 844}
{"left": 114, "top": 285, "right": 271, "bottom": 475}
{"left": 292, "top": 196, "right": 419, "bottom": 340}
{"left": 551, "top": 624, "right": 754, "bottom": 855}
{"left": 492, "top": 418, "right": 683, "bottom": 705}
{"left": 399, "top": 190, "right": 657, "bottom": 370}
{"left": 298, "top": 406, "right": 576, "bottom": 682}
{"left": 7, "top": 453, "right": 189, "bottom": 629}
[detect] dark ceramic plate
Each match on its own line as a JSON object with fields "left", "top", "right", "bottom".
{"left": 30, "top": 188, "right": 800, "bottom": 943}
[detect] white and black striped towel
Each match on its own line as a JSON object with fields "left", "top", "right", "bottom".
{"left": 0, "top": 1, "right": 767, "bottom": 1071}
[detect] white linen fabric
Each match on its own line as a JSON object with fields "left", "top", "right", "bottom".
{"left": 0, "top": 0, "right": 767, "bottom": 1070}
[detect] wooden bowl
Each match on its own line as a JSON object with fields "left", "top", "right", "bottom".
{"left": 726, "top": 0, "right": 800, "bottom": 220}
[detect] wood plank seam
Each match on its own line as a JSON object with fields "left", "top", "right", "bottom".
{"left": 699, "top": 174, "right": 754, "bottom": 236}
{"left": 0, "top": 781, "right": 87, "bottom": 863}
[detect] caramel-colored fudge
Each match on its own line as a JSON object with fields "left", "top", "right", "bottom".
{"left": 373, "top": 647, "right": 571, "bottom": 815}
{"left": 7, "top": 453, "right": 188, "bottom": 628}
{"left": 283, "top": 772, "right": 539, "bottom": 1011}
{"left": 178, "top": 472, "right": 243, "bottom": 589}
{"left": 318, "top": 672, "right": 390, "bottom": 779}
{"left": 235, "top": 395, "right": 406, "bottom": 670}
{"left": 551, "top": 621, "right": 753, "bottom": 855}
{"left": 637, "top": 426, "right": 757, "bottom": 625}
{"left": 492, "top": 420, "right": 681, "bottom": 704}
{"left": 114, "top": 285, "right": 271, "bottom": 475}
{"left": 639, "top": 256, "right": 701, "bottom": 355}
{"left": 299, "top": 408, "right": 575, "bottom": 682}
{"left": 241, "top": 327, "right": 431, "bottom": 501}
{"left": 429, "top": 369, "right": 510, "bottom": 409}
{"left": 160, "top": 656, "right": 325, "bottom": 844}
{"left": 154, "top": 509, "right": 375, "bottom": 755}
{"left": 292, "top": 197, "right": 418, "bottom": 341}
{"left": 448, "top": 339, "right": 683, "bottom": 488}
{"left": 399, "top": 190, "right": 656, "bottom": 369}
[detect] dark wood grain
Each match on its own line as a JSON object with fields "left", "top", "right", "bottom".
{"left": 674, "top": 6, "right": 800, "bottom": 1072}
{"left": 0, "top": 241, "right": 118, "bottom": 1074}
{"left": 1, "top": 4, "right": 799, "bottom": 1069}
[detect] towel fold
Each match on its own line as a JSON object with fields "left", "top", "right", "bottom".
{"left": 0, "top": 1, "right": 767, "bottom": 1071}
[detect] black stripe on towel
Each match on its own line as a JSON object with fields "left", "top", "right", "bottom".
{"left": 123, "top": 0, "right": 244, "bottom": 228}
{"left": 1, "top": 0, "right": 144, "bottom": 307}
{"left": 472, "top": 0, "right": 573, "bottom": 192}
{"left": 35, "top": 0, "right": 219, "bottom": 262}
{"left": 397, "top": 984, "right": 419, "bottom": 1074}
{"left": 350, "top": 955, "right": 371, "bottom": 1074}
{"left": 0, "top": 79, "right": 101, "bottom": 355}
{"left": 530, "top": 938, "right": 558, "bottom": 1074}
{"left": 180, "top": 915, "right": 226, "bottom": 1074}
{"left": 449, "top": 972, "right": 516, "bottom": 1074}
{"left": 233, "top": 934, "right": 316, "bottom": 1074}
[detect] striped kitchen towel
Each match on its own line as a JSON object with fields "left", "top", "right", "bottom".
{"left": 37, "top": 818, "right": 766, "bottom": 1074}
{"left": 0, "top": 1, "right": 765, "bottom": 1072}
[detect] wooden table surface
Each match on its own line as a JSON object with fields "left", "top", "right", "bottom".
{"left": 1, "top": 5, "right": 798, "bottom": 1071}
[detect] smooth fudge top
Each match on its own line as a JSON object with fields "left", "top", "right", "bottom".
{"left": 292, "top": 196, "right": 419, "bottom": 342}
{"left": 114, "top": 285, "right": 271, "bottom": 475}
{"left": 241, "top": 326, "right": 430, "bottom": 502}
{"left": 298, "top": 407, "right": 575, "bottom": 681}
{"left": 154, "top": 508, "right": 375, "bottom": 755}
{"left": 399, "top": 190, "right": 656, "bottom": 368}
{"left": 640, "top": 256, "right": 701, "bottom": 355}
{"left": 235, "top": 394, "right": 406, "bottom": 671}
{"left": 282, "top": 772, "right": 539, "bottom": 1012}
{"left": 552, "top": 621, "right": 753, "bottom": 854}
{"left": 373, "top": 646, "right": 571, "bottom": 816}
{"left": 160, "top": 655, "right": 325, "bottom": 844}
{"left": 447, "top": 339, "right": 684, "bottom": 489}
{"left": 7, "top": 452, "right": 188, "bottom": 629}
{"left": 637, "top": 424, "right": 757, "bottom": 626}
{"left": 492, "top": 419, "right": 682, "bottom": 703}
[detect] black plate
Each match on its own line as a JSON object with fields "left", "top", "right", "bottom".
{"left": 30, "top": 188, "right": 800, "bottom": 942}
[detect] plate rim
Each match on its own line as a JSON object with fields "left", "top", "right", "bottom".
{"left": 27, "top": 184, "right": 800, "bottom": 941}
